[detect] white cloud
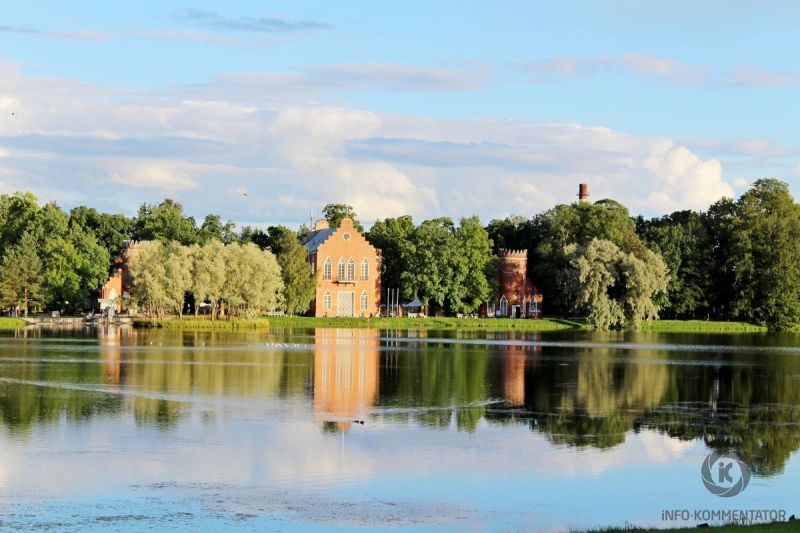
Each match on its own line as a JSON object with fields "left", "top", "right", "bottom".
{"left": 0, "top": 61, "right": 749, "bottom": 222}
{"left": 727, "top": 65, "right": 800, "bottom": 87}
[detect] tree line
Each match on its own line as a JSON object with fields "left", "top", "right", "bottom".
{"left": 2, "top": 178, "right": 799, "bottom": 330}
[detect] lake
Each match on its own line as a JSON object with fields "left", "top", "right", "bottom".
{"left": 0, "top": 326, "right": 799, "bottom": 532}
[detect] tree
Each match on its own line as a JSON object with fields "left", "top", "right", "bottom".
{"left": 190, "top": 240, "right": 227, "bottom": 319}
{"left": 69, "top": 206, "right": 132, "bottom": 258}
{"left": 0, "top": 232, "right": 44, "bottom": 317}
{"left": 450, "top": 216, "right": 493, "bottom": 313}
{"left": 273, "top": 229, "right": 316, "bottom": 316}
{"left": 199, "top": 214, "right": 236, "bottom": 244}
{"left": 322, "top": 203, "right": 363, "bottom": 232}
{"left": 564, "top": 239, "right": 668, "bottom": 330}
{"left": 401, "top": 218, "right": 459, "bottom": 312}
{"left": 0, "top": 192, "right": 40, "bottom": 253}
{"left": 367, "top": 216, "right": 414, "bottom": 294}
{"left": 728, "top": 179, "right": 800, "bottom": 331}
{"left": 127, "top": 241, "right": 169, "bottom": 317}
{"left": 162, "top": 241, "right": 192, "bottom": 317}
{"left": 239, "top": 226, "right": 270, "bottom": 249}
{"left": 131, "top": 199, "right": 199, "bottom": 245}
{"left": 533, "top": 200, "right": 646, "bottom": 314}
{"left": 221, "top": 243, "right": 283, "bottom": 318}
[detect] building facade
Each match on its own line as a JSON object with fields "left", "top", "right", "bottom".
{"left": 303, "top": 218, "right": 381, "bottom": 317}
{"left": 489, "top": 249, "right": 543, "bottom": 318}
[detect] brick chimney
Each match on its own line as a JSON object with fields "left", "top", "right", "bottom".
{"left": 578, "top": 183, "right": 589, "bottom": 202}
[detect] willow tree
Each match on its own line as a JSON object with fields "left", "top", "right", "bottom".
{"left": 127, "top": 241, "right": 169, "bottom": 317}
{"left": 190, "top": 240, "right": 227, "bottom": 319}
{"left": 565, "top": 238, "right": 668, "bottom": 330}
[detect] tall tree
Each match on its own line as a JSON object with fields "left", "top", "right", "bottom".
{"left": 199, "top": 214, "right": 236, "bottom": 244}
{"left": 564, "top": 238, "right": 668, "bottom": 330}
{"left": 367, "top": 215, "right": 414, "bottom": 294}
{"left": 0, "top": 231, "right": 44, "bottom": 317}
{"left": 0, "top": 192, "right": 40, "bottom": 253}
{"left": 132, "top": 199, "right": 199, "bottom": 245}
{"left": 728, "top": 179, "right": 800, "bottom": 330}
{"left": 162, "top": 241, "right": 193, "bottom": 317}
{"left": 69, "top": 206, "right": 132, "bottom": 258}
{"left": 272, "top": 228, "right": 316, "bottom": 316}
{"left": 450, "top": 216, "right": 493, "bottom": 313}
{"left": 190, "top": 240, "right": 227, "bottom": 319}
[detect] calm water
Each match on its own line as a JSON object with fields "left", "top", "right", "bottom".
{"left": 1, "top": 327, "right": 799, "bottom": 532}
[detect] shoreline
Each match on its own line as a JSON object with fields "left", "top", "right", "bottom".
{"left": 577, "top": 520, "right": 800, "bottom": 532}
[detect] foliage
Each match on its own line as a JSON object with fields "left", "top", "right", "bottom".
{"left": 728, "top": 179, "right": 800, "bottom": 331}
{"left": 0, "top": 232, "right": 44, "bottom": 316}
{"left": 189, "top": 240, "right": 227, "bottom": 319}
{"left": 322, "top": 203, "right": 363, "bottom": 232}
{"left": 564, "top": 239, "right": 668, "bottom": 330}
{"left": 131, "top": 199, "right": 199, "bottom": 245}
{"left": 69, "top": 205, "right": 132, "bottom": 258}
{"left": 199, "top": 214, "right": 237, "bottom": 244}
{"left": 367, "top": 215, "right": 414, "bottom": 292}
{"left": 272, "top": 228, "right": 316, "bottom": 315}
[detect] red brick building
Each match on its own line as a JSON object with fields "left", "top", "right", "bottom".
{"left": 489, "top": 249, "right": 542, "bottom": 318}
{"left": 302, "top": 218, "right": 381, "bottom": 317}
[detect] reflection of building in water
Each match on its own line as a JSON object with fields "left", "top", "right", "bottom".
{"left": 313, "top": 328, "right": 379, "bottom": 432}
{"left": 503, "top": 348, "right": 527, "bottom": 407}
{"left": 98, "top": 326, "right": 123, "bottom": 384}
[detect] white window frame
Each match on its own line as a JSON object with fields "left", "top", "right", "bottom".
{"left": 323, "top": 290, "right": 332, "bottom": 310}
{"left": 338, "top": 258, "right": 346, "bottom": 280}
{"left": 323, "top": 258, "right": 332, "bottom": 280}
{"left": 360, "top": 290, "right": 368, "bottom": 310}
{"left": 361, "top": 258, "right": 369, "bottom": 280}
{"left": 499, "top": 295, "right": 508, "bottom": 317}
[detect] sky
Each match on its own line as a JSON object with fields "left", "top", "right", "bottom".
{"left": 0, "top": 1, "right": 798, "bottom": 228}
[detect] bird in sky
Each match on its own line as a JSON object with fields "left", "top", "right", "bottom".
{"left": 8, "top": 112, "right": 17, "bottom": 117}
{"left": 241, "top": 191, "right": 249, "bottom": 198}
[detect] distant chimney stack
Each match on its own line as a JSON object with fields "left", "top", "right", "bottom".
{"left": 578, "top": 183, "right": 589, "bottom": 202}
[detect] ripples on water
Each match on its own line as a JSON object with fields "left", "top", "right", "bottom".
{"left": 0, "top": 326, "right": 799, "bottom": 532}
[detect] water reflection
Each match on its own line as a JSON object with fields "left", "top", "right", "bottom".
{"left": 0, "top": 328, "right": 800, "bottom": 477}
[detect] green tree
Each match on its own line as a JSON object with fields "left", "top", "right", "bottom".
{"left": 162, "top": 241, "right": 192, "bottom": 317}
{"left": 0, "top": 231, "right": 44, "bottom": 316}
{"left": 272, "top": 228, "right": 316, "bottom": 316}
{"left": 0, "top": 191, "right": 40, "bottom": 253}
{"left": 451, "top": 216, "right": 493, "bottom": 313}
{"left": 401, "top": 218, "right": 459, "bottom": 312}
{"left": 69, "top": 206, "right": 132, "bottom": 258}
{"left": 199, "top": 214, "right": 236, "bottom": 244}
{"left": 322, "top": 203, "right": 363, "bottom": 232}
{"left": 728, "top": 179, "right": 800, "bottom": 330}
{"left": 190, "top": 240, "right": 227, "bottom": 319}
{"left": 127, "top": 241, "right": 169, "bottom": 317}
{"left": 564, "top": 239, "right": 668, "bottom": 330}
{"left": 367, "top": 215, "right": 414, "bottom": 293}
{"left": 239, "top": 226, "right": 270, "bottom": 249}
{"left": 132, "top": 199, "right": 199, "bottom": 245}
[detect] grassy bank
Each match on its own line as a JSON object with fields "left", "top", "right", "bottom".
{"left": 129, "top": 315, "right": 775, "bottom": 333}
{"left": 0, "top": 317, "right": 25, "bottom": 330}
{"left": 266, "top": 316, "right": 583, "bottom": 331}
{"left": 132, "top": 317, "right": 272, "bottom": 330}
{"left": 578, "top": 521, "right": 799, "bottom": 532}
{"left": 640, "top": 320, "right": 767, "bottom": 333}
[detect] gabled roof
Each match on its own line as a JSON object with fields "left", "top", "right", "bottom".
{"left": 302, "top": 228, "right": 335, "bottom": 253}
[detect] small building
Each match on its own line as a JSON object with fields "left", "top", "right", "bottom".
{"left": 302, "top": 218, "right": 381, "bottom": 317}
{"left": 489, "top": 249, "right": 543, "bottom": 318}
{"left": 90, "top": 241, "right": 142, "bottom": 313}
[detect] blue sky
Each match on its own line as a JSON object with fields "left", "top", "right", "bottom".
{"left": 0, "top": 1, "right": 798, "bottom": 227}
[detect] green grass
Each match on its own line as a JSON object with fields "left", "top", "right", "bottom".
{"left": 132, "top": 317, "right": 272, "bottom": 330}
{"left": 577, "top": 521, "right": 800, "bottom": 532}
{"left": 0, "top": 317, "right": 25, "bottom": 330}
{"left": 129, "top": 315, "right": 779, "bottom": 334}
{"left": 265, "top": 315, "right": 584, "bottom": 331}
{"left": 640, "top": 320, "right": 766, "bottom": 333}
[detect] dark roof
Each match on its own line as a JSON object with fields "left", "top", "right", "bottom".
{"left": 403, "top": 298, "right": 423, "bottom": 308}
{"left": 302, "top": 228, "right": 335, "bottom": 253}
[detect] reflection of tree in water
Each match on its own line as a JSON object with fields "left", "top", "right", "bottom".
{"left": 633, "top": 361, "right": 800, "bottom": 476}
{"left": 0, "top": 328, "right": 123, "bottom": 432}
{"left": 0, "top": 328, "right": 313, "bottom": 431}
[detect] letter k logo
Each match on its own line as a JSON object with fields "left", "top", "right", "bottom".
{"left": 718, "top": 461, "right": 734, "bottom": 483}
